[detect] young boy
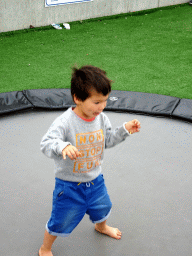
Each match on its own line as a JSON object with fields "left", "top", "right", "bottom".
{"left": 39, "top": 65, "right": 141, "bottom": 256}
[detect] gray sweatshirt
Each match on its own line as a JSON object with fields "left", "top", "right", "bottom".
{"left": 40, "top": 107, "right": 130, "bottom": 182}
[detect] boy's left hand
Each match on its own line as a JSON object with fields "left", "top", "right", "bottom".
{"left": 125, "top": 119, "right": 141, "bottom": 134}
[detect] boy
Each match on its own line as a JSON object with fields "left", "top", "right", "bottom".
{"left": 39, "top": 65, "right": 141, "bottom": 256}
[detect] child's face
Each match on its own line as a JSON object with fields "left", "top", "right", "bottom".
{"left": 73, "top": 90, "right": 109, "bottom": 119}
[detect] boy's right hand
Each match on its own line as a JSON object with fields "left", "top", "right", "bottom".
{"left": 62, "top": 145, "right": 81, "bottom": 160}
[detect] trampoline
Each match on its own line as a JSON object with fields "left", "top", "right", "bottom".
{"left": 1, "top": 89, "right": 192, "bottom": 256}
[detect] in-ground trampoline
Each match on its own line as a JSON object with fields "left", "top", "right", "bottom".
{"left": 1, "top": 89, "right": 192, "bottom": 256}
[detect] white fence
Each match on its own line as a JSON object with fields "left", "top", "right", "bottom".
{"left": 0, "top": 0, "right": 188, "bottom": 32}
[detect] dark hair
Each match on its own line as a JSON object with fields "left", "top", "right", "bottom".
{"left": 71, "top": 65, "right": 112, "bottom": 102}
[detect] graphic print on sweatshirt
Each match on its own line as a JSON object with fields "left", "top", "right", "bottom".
{"left": 73, "top": 129, "right": 104, "bottom": 173}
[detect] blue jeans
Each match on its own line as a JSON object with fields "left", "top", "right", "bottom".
{"left": 46, "top": 174, "right": 112, "bottom": 237}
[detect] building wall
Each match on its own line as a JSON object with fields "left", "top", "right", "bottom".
{"left": 0, "top": 0, "right": 188, "bottom": 33}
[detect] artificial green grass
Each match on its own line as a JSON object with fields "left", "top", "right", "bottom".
{"left": 1, "top": 3, "right": 192, "bottom": 99}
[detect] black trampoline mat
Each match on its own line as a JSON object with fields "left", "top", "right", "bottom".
{"left": 1, "top": 110, "right": 192, "bottom": 256}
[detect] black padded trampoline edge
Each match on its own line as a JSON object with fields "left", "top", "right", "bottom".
{"left": 0, "top": 89, "right": 191, "bottom": 122}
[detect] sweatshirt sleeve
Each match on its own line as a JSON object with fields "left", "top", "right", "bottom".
{"left": 40, "top": 117, "right": 71, "bottom": 158}
{"left": 103, "top": 114, "right": 130, "bottom": 149}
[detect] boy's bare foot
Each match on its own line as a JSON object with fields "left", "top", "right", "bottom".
{"left": 95, "top": 222, "right": 122, "bottom": 240}
{"left": 39, "top": 246, "right": 53, "bottom": 256}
